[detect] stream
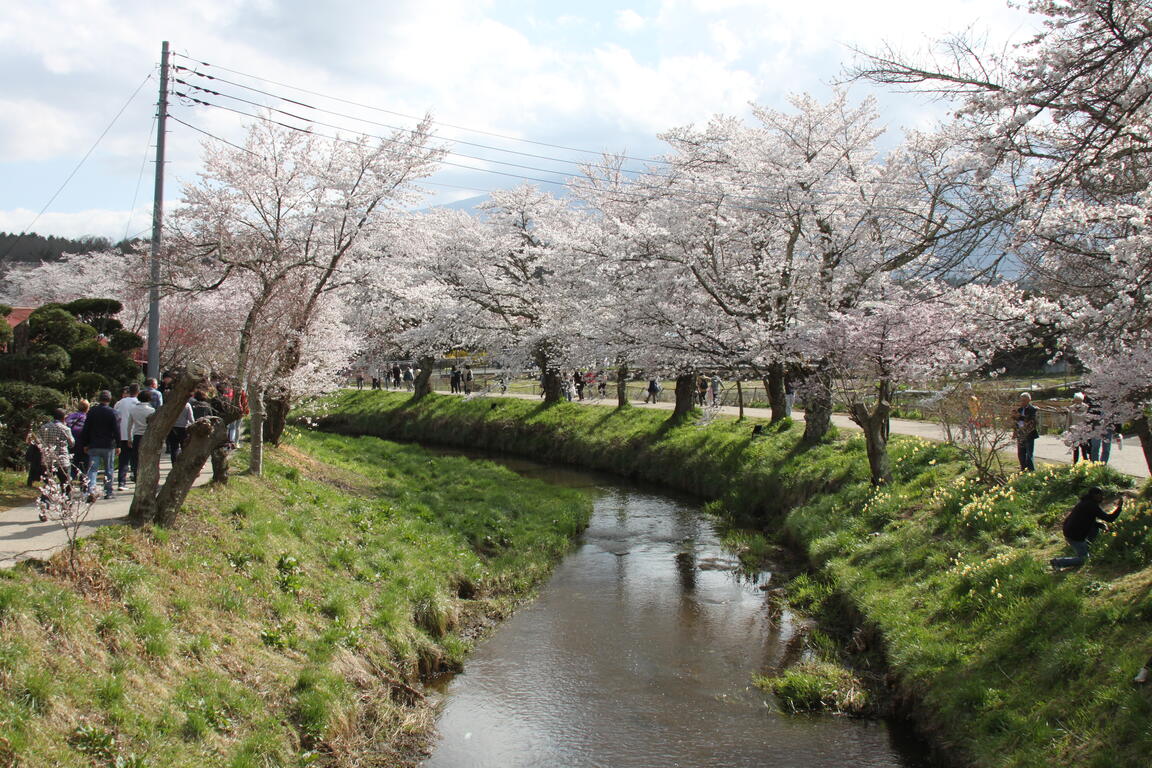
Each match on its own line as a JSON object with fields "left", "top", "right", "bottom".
{"left": 421, "top": 454, "right": 929, "bottom": 768}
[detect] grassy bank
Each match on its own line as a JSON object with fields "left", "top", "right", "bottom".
{"left": 314, "top": 390, "right": 1152, "bottom": 768}
{"left": 0, "top": 429, "right": 590, "bottom": 767}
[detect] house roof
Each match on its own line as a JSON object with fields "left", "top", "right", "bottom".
{"left": 4, "top": 307, "right": 34, "bottom": 328}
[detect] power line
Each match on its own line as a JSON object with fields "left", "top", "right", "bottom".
{"left": 172, "top": 78, "right": 932, "bottom": 209}
{"left": 168, "top": 114, "right": 260, "bottom": 155}
{"left": 171, "top": 96, "right": 575, "bottom": 187}
{"left": 171, "top": 51, "right": 671, "bottom": 167}
{"left": 172, "top": 96, "right": 932, "bottom": 217}
{"left": 170, "top": 53, "right": 933, "bottom": 197}
{"left": 174, "top": 64, "right": 659, "bottom": 176}
{"left": 172, "top": 83, "right": 611, "bottom": 182}
{"left": 1, "top": 71, "right": 154, "bottom": 263}
{"left": 124, "top": 113, "right": 157, "bottom": 243}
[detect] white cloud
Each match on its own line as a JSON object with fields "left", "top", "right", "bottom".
{"left": 616, "top": 9, "right": 646, "bottom": 32}
{"left": 0, "top": 207, "right": 151, "bottom": 241}
{"left": 0, "top": 0, "right": 1049, "bottom": 238}
{"left": 591, "top": 45, "right": 759, "bottom": 133}
{"left": 708, "top": 20, "right": 743, "bottom": 63}
{"left": 0, "top": 100, "right": 85, "bottom": 162}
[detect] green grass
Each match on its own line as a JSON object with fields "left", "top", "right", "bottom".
{"left": 0, "top": 467, "right": 36, "bottom": 512}
{"left": 0, "top": 429, "right": 591, "bottom": 766}
{"left": 309, "top": 389, "right": 1152, "bottom": 768}
{"left": 754, "top": 660, "right": 870, "bottom": 714}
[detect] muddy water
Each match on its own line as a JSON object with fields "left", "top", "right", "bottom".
{"left": 421, "top": 456, "right": 927, "bottom": 768}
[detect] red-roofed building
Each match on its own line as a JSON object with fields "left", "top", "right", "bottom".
{"left": 2, "top": 307, "right": 34, "bottom": 353}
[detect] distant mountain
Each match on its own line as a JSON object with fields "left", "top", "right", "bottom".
{"left": 437, "top": 194, "right": 490, "bottom": 212}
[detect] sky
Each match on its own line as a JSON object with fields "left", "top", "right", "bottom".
{"left": 0, "top": 0, "right": 1044, "bottom": 241}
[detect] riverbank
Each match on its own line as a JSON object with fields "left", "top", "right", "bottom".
{"left": 314, "top": 390, "right": 1152, "bottom": 768}
{"left": 0, "top": 430, "right": 591, "bottom": 766}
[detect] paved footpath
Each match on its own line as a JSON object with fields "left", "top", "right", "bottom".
{"left": 488, "top": 390, "right": 1149, "bottom": 480}
{"left": 1, "top": 457, "right": 210, "bottom": 569}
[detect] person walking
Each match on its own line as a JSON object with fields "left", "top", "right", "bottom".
{"left": 34, "top": 409, "right": 74, "bottom": 519}
{"left": 1066, "top": 392, "right": 1091, "bottom": 463}
{"left": 167, "top": 397, "right": 195, "bottom": 462}
{"left": 127, "top": 391, "right": 156, "bottom": 475}
{"left": 80, "top": 391, "right": 120, "bottom": 500}
{"left": 644, "top": 378, "right": 661, "bottom": 404}
{"left": 35, "top": 409, "right": 74, "bottom": 479}
{"left": 1014, "top": 392, "right": 1039, "bottom": 472}
{"left": 142, "top": 377, "right": 164, "bottom": 409}
{"left": 115, "top": 385, "right": 139, "bottom": 489}
{"left": 1050, "top": 487, "right": 1125, "bottom": 569}
{"left": 65, "top": 399, "right": 89, "bottom": 478}
{"left": 463, "top": 365, "right": 474, "bottom": 395}
{"left": 450, "top": 366, "right": 461, "bottom": 394}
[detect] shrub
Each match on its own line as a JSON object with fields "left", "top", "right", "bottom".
{"left": 0, "top": 381, "right": 66, "bottom": 468}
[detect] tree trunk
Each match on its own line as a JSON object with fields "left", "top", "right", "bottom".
{"left": 767, "top": 362, "right": 787, "bottom": 423}
{"left": 247, "top": 382, "right": 265, "bottom": 477}
{"left": 853, "top": 403, "right": 893, "bottom": 486}
{"left": 801, "top": 365, "right": 833, "bottom": 446}
{"left": 263, "top": 392, "right": 290, "bottom": 446}
{"left": 154, "top": 417, "right": 227, "bottom": 526}
{"left": 211, "top": 445, "right": 231, "bottom": 484}
{"left": 1132, "top": 414, "right": 1152, "bottom": 475}
{"left": 413, "top": 356, "right": 436, "bottom": 399}
{"left": 672, "top": 374, "right": 696, "bottom": 419}
{"left": 736, "top": 379, "right": 744, "bottom": 421}
{"left": 542, "top": 368, "right": 563, "bottom": 403}
{"left": 616, "top": 363, "right": 629, "bottom": 408}
{"left": 129, "top": 370, "right": 202, "bottom": 526}
{"left": 208, "top": 396, "right": 241, "bottom": 484}
{"left": 850, "top": 380, "right": 894, "bottom": 486}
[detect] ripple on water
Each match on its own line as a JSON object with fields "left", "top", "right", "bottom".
{"left": 421, "top": 472, "right": 927, "bottom": 768}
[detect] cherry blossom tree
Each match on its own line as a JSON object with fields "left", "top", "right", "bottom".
{"left": 794, "top": 281, "right": 1025, "bottom": 485}
{"left": 402, "top": 185, "right": 589, "bottom": 403}
{"left": 581, "top": 91, "right": 1009, "bottom": 433}
{"left": 854, "top": 0, "right": 1152, "bottom": 471}
{"left": 166, "top": 115, "right": 443, "bottom": 473}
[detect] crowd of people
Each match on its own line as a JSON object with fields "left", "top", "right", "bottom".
{"left": 25, "top": 375, "right": 246, "bottom": 515}
{"left": 354, "top": 364, "right": 418, "bottom": 392}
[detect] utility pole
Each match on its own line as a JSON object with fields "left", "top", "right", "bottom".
{"left": 146, "top": 40, "right": 170, "bottom": 379}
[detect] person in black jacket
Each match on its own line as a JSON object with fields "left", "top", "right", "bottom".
{"left": 79, "top": 390, "right": 121, "bottom": 500}
{"left": 1051, "top": 487, "right": 1124, "bottom": 569}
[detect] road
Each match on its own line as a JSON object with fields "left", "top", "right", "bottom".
{"left": 485, "top": 389, "right": 1149, "bottom": 480}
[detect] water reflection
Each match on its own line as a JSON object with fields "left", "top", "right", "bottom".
{"left": 419, "top": 452, "right": 925, "bottom": 768}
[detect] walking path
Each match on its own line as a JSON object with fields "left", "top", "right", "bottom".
{"left": 0, "top": 457, "right": 210, "bottom": 568}
{"left": 4, "top": 390, "right": 1144, "bottom": 568}
{"left": 487, "top": 390, "right": 1150, "bottom": 480}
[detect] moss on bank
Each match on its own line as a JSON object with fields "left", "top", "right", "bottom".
{"left": 314, "top": 390, "right": 1152, "bottom": 768}
{"left": 0, "top": 429, "right": 590, "bottom": 767}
